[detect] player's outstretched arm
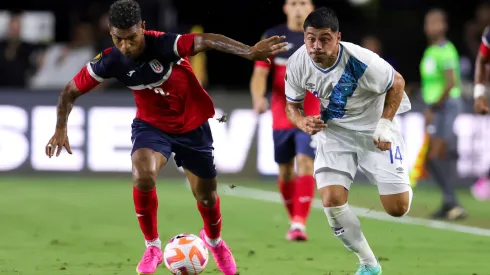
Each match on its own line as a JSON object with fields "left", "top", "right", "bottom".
{"left": 474, "top": 52, "right": 490, "bottom": 114}
{"left": 45, "top": 80, "right": 83, "bottom": 158}
{"left": 192, "top": 33, "right": 288, "bottom": 63}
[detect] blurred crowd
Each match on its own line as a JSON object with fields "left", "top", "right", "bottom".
{"left": 2, "top": 2, "right": 490, "bottom": 92}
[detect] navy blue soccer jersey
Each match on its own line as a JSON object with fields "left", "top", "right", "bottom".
{"left": 73, "top": 30, "right": 215, "bottom": 134}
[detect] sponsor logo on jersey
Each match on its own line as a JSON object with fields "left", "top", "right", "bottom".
{"left": 149, "top": 59, "right": 164, "bottom": 73}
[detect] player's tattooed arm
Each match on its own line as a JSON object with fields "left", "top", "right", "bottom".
{"left": 192, "top": 33, "right": 288, "bottom": 62}
{"left": 286, "top": 102, "right": 305, "bottom": 122}
{"left": 56, "top": 80, "right": 82, "bottom": 129}
{"left": 286, "top": 102, "right": 326, "bottom": 135}
{"left": 381, "top": 71, "right": 405, "bottom": 121}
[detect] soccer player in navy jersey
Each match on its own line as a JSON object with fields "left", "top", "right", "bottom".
{"left": 250, "top": 0, "right": 318, "bottom": 241}
{"left": 44, "top": 1, "right": 288, "bottom": 274}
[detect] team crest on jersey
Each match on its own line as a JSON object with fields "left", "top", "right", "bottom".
{"left": 149, "top": 59, "right": 163, "bottom": 73}
{"left": 339, "top": 83, "right": 356, "bottom": 94}
{"left": 90, "top": 53, "right": 102, "bottom": 64}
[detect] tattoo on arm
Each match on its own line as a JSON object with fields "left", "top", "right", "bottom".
{"left": 382, "top": 72, "right": 404, "bottom": 121}
{"left": 193, "top": 33, "right": 252, "bottom": 59}
{"left": 56, "top": 81, "right": 82, "bottom": 129}
{"left": 286, "top": 102, "right": 304, "bottom": 126}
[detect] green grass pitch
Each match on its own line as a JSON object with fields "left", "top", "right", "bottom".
{"left": 0, "top": 177, "right": 489, "bottom": 275}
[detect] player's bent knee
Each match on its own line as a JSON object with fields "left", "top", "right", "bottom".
{"left": 319, "top": 185, "right": 349, "bottom": 208}
{"left": 385, "top": 203, "right": 410, "bottom": 217}
{"left": 380, "top": 188, "right": 413, "bottom": 217}
{"left": 133, "top": 168, "right": 158, "bottom": 190}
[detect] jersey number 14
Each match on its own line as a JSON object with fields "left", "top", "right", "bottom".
{"left": 389, "top": 146, "right": 403, "bottom": 164}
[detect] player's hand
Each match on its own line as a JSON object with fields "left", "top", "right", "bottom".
{"left": 373, "top": 118, "right": 394, "bottom": 151}
{"left": 474, "top": 96, "right": 489, "bottom": 114}
{"left": 253, "top": 97, "right": 269, "bottom": 114}
{"left": 299, "top": 115, "right": 327, "bottom": 135}
{"left": 249, "top": 35, "right": 289, "bottom": 63}
{"left": 45, "top": 127, "right": 72, "bottom": 158}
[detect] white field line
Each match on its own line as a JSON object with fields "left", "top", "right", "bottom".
{"left": 218, "top": 184, "right": 490, "bottom": 237}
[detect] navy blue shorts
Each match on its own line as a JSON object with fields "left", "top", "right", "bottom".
{"left": 273, "top": 129, "right": 316, "bottom": 164}
{"left": 131, "top": 119, "right": 216, "bottom": 179}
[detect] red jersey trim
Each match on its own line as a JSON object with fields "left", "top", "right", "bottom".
{"left": 73, "top": 64, "right": 102, "bottom": 94}
{"left": 480, "top": 42, "right": 490, "bottom": 58}
{"left": 174, "top": 34, "right": 196, "bottom": 57}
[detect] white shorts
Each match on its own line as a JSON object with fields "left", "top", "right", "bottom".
{"left": 314, "top": 121, "right": 410, "bottom": 195}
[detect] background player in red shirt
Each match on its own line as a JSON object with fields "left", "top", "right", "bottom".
{"left": 43, "top": 1, "right": 288, "bottom": 274}
{"left": 249, "top": 0, "right": 318, "bottom": 241}
{"left": 471, "top": 26, "right": 490, "bottom": 201}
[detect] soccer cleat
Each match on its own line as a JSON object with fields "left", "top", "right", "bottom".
{"left": 354, "top": 263, "right": 382, "bottom": 275}
{"left": 136, "top": 246, "right": 163, "bottom": 275}
{"left": 200, "top": 229, "right": 237, "bottom": 275}
{"left": 286, "top": 228, "right": 308, "bottom": 241}
{"left": 471, "top": 177, "right": 490, "bottom": 201}
{"left": 431, "top": 205, "right": 467, "bottom": 220}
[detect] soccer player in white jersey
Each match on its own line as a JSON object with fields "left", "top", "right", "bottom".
{"left": 285, "top": 7, "right": 413, "bottom": 275}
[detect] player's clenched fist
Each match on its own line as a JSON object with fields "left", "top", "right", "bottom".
{"left": 474, "top": 96, "right": 489, "bottom": 114}
{"left": 299, "top": 115, "right": 327, "bottom": 135}
{"left": 249, "top": 35, "right": 289, "bottom": 63}
{"left": 373, "top": 118, "right": 394, "bottom": 151}
{"left": 45, "top": 127, "right": 73, "bottom": 158}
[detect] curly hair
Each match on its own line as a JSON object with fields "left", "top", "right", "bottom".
{"left": 109, "top": 0, "right": 142, "bottom": 29}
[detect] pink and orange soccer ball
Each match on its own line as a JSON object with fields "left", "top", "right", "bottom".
{"left": 163, "top": 233, "right": 209, "bottom": 275}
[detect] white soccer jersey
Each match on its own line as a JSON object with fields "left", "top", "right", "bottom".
{"left": 285, "top": 42, "right": 411, "bottom": 132}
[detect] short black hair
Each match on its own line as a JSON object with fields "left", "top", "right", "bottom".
{"left": 109, "top": 0, "right": 142, "bottom": 29}
{"left": 426, "top": 8, "right": 447, "bottom": 21}
{"left": 303, "top": 7, "right": 339, "bottom": 32}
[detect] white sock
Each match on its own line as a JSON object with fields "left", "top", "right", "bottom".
{"left": 324, "top": 203, "right": 378, "bottom": 267}
{"left": 205, "top": 235, "right": 222, "bottom": 247}
{"left": 145, "top": 238, "right": 162, "bottom": 249}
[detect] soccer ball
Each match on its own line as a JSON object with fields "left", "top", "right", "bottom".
{"left": 163, "top": 233, "right": 209, "bottom": 275}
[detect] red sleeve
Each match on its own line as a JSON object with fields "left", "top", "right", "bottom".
{"left": 175, "top": 34, "right": 196, "bottom": 58}
{"left": 480, "top": 42, "right": 490, "bottom": 58}
{"left": 73, "top": 65, "right": 102, "bottom": 94}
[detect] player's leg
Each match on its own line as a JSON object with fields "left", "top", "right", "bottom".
{"left": 130, "top": 119, "right": 172, "bottom": 275}
{"left": 274, "top": 130, "right": 296, "bottom": 218}
{"left": 427, "top": 99, "right": 465, "bottom": 219}
{"left": 173, "top": 122, "right": 236, "bottom": 275}
{"left": 273, "top": 130, "right": 300, "bottom": 239}
{"left": 289, "top": 130, "right": 316, "bottom": 240}
{"left": 317, "top": 127, "right": 381, "bottom": 275}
